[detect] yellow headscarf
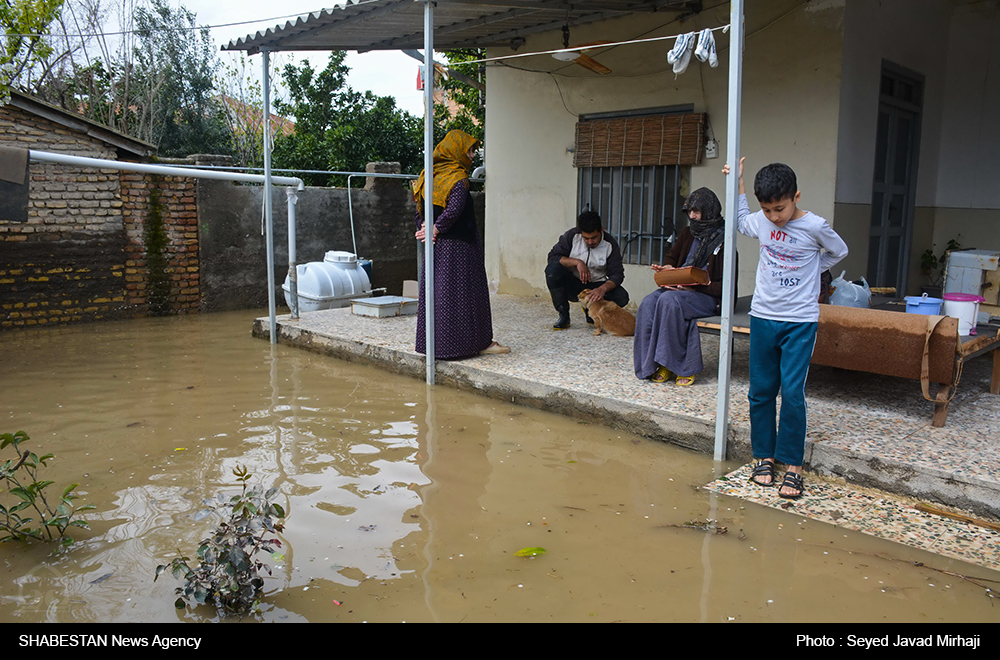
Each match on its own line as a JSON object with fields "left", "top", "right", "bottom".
{"left": 412, "top": 129, "right": 479, "bottom": 209}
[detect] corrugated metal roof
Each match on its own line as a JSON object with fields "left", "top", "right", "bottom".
{"left": 224, "top": 0, "right": 701, "bottom": 54}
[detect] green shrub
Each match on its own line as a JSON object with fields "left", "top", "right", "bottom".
{"left": 0, "top": 430, "right": 94, "bottom": 547}
{"left": 156, "top": 465, "right": 286, "bottom": 616}
{"left": 920, "top": 237, "right": 961, "bottom": 287}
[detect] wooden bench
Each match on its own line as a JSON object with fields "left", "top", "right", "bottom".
{"left": 697, "top": 296, "right": 1000, "bottom": 427}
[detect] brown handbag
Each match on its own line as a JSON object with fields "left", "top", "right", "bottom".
{"left": 653, "top": 266, "right": 710, "bottom": 287}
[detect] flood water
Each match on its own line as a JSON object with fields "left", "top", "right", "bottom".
{"left": 1, "top": 310, "right": 997, "bottom": 623}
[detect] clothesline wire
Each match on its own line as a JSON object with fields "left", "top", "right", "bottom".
{"left": 457, "top": 24, "right": 731, "bottom": 67}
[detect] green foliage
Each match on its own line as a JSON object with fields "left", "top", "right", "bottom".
{"left": 0, "top": 0, "right": 64, "bottom": 104}
{"left": 216, "top": 53, "right": 284, "bottom": 170}
{"left": 920, "top": 237, "right": 961, "bottom": 286}
{"left": 131, "top": 0, "right": 229, "bottom": 156}
{"left": 273, "top": 52, "right": 424, "bottom": 186}
{"left": 32, "top": 0, "right": 230, "bottom": 156}
{"left": 0, "top": 430, "right": 94, "bottom": 547}
{"left": 144, "top": 182, "right": 171, "bottom": 315}
{"left": 434, "top": 49, "right": 485, "bottom": 145}
{"left": 156, "top": 466, "right": 286, "bottom": 617}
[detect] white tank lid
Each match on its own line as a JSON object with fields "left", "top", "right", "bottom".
{"left": 324, "top": 250, "right": 357, "bottom": 264}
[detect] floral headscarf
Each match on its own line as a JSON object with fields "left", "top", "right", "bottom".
{"left": 412, "top": 129, "right": 478, "bottom": 209}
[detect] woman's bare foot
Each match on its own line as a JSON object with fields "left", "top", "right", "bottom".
{"left": 479, "top": 341, "right": 510, "bottom": 355}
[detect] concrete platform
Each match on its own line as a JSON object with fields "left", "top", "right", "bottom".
{"left": 254, "top": 293, "right": 1000, "bottom": 522}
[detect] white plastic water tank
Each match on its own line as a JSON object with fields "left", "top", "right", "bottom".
{"left": 282, "top": 251, "right": 373, "bottom": 312}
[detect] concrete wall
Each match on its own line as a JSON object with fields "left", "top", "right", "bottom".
{"left": 930, "top": 2, "right": 1000, "bottom": 260}
{"left": 198, "top": 163, "right": 485, "bottom": 311}
{"left": 0, "top": 94, "right": 435, "bottom": 326}
{"left": 484, "top": 0, "right": 846, "bottom": 303}
{"left": 836, "top": 0, "right": 1000, "bottom": 294}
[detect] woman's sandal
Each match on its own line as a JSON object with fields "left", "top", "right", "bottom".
{"left": 676, "top": 375, "right": 696, "bottom": 386}
{"left": 650, "top": 366, "right": 673, "bottom": 383}
{"left": 778, "top": 471, "right": 805, "bottom": 500}
{"left": 749, "top": 460, "right": 776, "bottom": 487}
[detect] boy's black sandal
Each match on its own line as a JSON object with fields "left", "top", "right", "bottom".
{"left": 778, "top": 471, "right": 805, "bottom": 500}
{"left": 749, "top": 460, "right": 776, "bottom": 487}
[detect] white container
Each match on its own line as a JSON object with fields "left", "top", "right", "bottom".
{"left": 282, "top": 251, "right": 372, "bottom": 312}
{"left": 351, "top": 296, "right": 417, "bottom": 318}
{"left": 942, "top": 292, "right": 984, "bottom": 336}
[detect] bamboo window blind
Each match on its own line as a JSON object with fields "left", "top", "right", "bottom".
{"left": 573, "top": 113, "right": 706, "bottom": 168}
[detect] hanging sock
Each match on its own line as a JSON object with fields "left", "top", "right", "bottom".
{"left": 667, "top": 31, "right": 696, "bottom": 76}
{"left": 695, "top": 28, "right": 718, "bottom": 68}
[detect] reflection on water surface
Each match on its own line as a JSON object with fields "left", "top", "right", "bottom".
{"left": 1, "top": 310, "right": 996, "bottom": 623}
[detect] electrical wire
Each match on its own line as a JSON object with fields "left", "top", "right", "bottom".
{"left": 459, "top": 23, "right": 730, "bottom": 68}
{"left": 483, "top": 0, "right": 730, "bottom": 79}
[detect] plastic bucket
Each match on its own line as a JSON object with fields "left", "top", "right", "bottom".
{"left": 942, "top": 292, "right": 984, "bottom": 336}
{"left": 904, "top": 293, "right": 943, "bottom": 315}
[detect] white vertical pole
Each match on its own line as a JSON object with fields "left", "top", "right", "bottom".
{"left": 423, "top": 0, "right": 436, "bottom": 385}
{"left": 286, "top": 187, "right": 299, "bottom": 320}
{"left": 714, "top": 0, "right": 744, "bottom": 461}
{"left": 262, "top": 48, "right": 277, "bottom": 343}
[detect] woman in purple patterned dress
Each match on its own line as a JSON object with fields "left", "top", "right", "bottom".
{"left": 413, "top": 130, "right": 509, "bottom": 359}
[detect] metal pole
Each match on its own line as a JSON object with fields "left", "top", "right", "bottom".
{"left": 286, "top": 187, "right": 300, "bottom": 320}
{"left": 423, "top": 0, "right": 436, "bottom": 385}
{"left": 715, "top": 0, "right": 744, "bottom": 461}
{"left": 26, "top": 148, "right": 305, "bottom": 332}
{"left": 347, "top": 174, "right": 360, "bottom": 257}
{"left": 262, "top": 49, "right": 277, "bottom": 343}
{"left": 28, "top": 150, "right": 302, "bottom": 188}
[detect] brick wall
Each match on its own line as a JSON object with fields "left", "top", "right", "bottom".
{"left": 120, "top": 171, "right": 200, "bottom": 316}
{"left": 2, "top": 97, "right": 484, "bottom": 329}
{"left": 0, "top": 101, "right": 199, "bottom": 329}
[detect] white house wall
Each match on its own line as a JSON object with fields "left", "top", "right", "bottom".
{"left": 836, "top": 0, "right": 1000, "bottom": 293}
{"left": 933, "top": 2, "right": 1000, "bottom": 252}
{"left": 484, "top": 0, "right": 846, "bottom": 302}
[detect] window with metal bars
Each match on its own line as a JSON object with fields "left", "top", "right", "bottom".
{"left": 577, "top": 164, "right": 689, "bottom": 266}
{"left": 574, "top": 108, "right": 704, "bottom": 265}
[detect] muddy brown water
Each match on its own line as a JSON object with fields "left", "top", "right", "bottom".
{"left": 1, "top": 310, "right": 996, "bottom": 623}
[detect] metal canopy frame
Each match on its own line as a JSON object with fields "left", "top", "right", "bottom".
{"left": 226, "top": 0, "right": 743, "bottom": 460}
{"left": 222, "top": 0, "right": 705, "bottom": 54}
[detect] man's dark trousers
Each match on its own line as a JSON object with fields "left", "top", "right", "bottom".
{"left": 545, "top": 261, "right": 630, "bottom": 316}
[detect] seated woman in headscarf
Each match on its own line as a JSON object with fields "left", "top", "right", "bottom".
{"left": 413, "top": 129, "right": 508, "bottom": 359}
{"left": 633, "top": 187, "right": 733, "bottom": 386}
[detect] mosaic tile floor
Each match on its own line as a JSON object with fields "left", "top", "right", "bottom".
{"left": 705, "top": 463, "right": 1000, "bottom": 572}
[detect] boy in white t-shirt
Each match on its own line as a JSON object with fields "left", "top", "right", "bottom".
{"left": 724, "top": 158, "right": 849, "bottom": 498}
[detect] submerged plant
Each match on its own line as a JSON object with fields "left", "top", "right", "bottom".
{"left": 0, "top": 430, "right": 94, "bottom": 547}
{"left": 155, "top": 465, "right": 286, "bottom": 616}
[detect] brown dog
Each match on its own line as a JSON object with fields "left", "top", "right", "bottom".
{"left": 578, "top": 290, "right": 636, "bottom": 337}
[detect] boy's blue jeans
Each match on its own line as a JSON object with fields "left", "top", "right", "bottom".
{"left": 748, "top": 316, "right": 818, "bottom": 467}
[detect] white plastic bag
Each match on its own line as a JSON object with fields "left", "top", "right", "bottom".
{"left": 829, "top": 271, "right": 871, "bottom": 308}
